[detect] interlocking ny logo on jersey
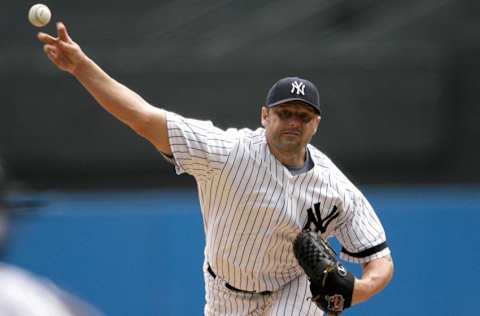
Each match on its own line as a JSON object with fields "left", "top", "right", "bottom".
{"left": 291, "top": 81, "right": 306, "bottom": 95}
{"left": 303, "top": 203, "right": 339, "bottom": 233}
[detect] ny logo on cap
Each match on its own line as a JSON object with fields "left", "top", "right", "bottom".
{"left": 291, "top": 81, "right": 306, "bottom": 95}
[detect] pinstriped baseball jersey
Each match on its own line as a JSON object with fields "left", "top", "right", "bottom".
{"left": 164, "top": 111, "right": 390, "bottom": 292}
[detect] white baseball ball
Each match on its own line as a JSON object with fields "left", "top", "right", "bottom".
{"left": 28, "top": 4, "right": 51, "bottom": 27}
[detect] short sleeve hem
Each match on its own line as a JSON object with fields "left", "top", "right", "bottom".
{"left": 340, "top": 242, "right": 391, "bottom": 264}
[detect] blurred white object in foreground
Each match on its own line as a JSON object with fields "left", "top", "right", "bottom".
{"left": 0, "top": 263, "right": 103, "bottom": 316}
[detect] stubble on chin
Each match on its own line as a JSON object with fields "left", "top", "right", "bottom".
{"left": 275, "top": 136, "right": 305, "bottom": 153}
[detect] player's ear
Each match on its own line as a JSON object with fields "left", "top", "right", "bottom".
{"left": 313, "top": 115, "right": 321, "bottom": 134}
{"left": 261, "top": 106, "right": 269, "bottom": 127}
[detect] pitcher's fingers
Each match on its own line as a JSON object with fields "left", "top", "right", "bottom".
{"left": 43, "top": 44, "right": 58, "bottom": 56}
{"left": 57, "top": 39, "right": 77, "bottom": 53}
{"left": 38, "top": 32, "right": 57, "bottom": 45}
{"left": 44, "top": 46, "right": 59, "bottom": 63}
{"left": 47, "top": 49, "right": 59, "bottom": 60}
{"left": 56, "top": 22, "right": 72, "bottom": 43}
{"left": 43, "top": 45, "right": 58, "bottom": 60}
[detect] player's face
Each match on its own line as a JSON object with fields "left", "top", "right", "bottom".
{"left": 261, "top": 102, "right": 321, "bottom": 154}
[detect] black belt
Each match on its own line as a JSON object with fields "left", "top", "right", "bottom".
{"left": 207, "top": 264, "right": 272, "bottom": 295}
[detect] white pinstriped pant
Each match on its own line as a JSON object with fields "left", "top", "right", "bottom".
{"left": 203, "top": 266, "right": 324, "bottom": 316}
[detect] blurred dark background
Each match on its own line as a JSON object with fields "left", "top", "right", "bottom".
{"left": 1, "top": 0, "right": 479, "bottom": 188}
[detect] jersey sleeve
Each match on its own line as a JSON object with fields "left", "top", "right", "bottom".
{"left": 163, "top": 111, "right": 237, "bottom": 181}
{"left": 334, "top": 183, "right": 390, "bottom": 264}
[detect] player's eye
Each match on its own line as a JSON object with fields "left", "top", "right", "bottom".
{"left": 276, "top": 110, "right": 293, "bottom": 120}
{"left": 275, "top": 110, "right": 314, "bottom": 123}
{"left": 298, "top": 113, "right": 314, "bottom": 123}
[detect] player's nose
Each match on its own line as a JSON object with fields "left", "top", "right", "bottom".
{"left": 286, "top": 116, "right": 303, "bottom": 127}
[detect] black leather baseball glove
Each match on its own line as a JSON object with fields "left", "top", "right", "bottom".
{"left": 293, "top": 230, "right": 355, "bottom": 315}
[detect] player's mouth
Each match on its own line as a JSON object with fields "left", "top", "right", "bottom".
{"left": 281, "top": 129, "right": 302, "bottom": 136}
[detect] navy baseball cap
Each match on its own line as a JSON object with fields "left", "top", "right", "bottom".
{"left": 265, "top": 77, "right": 321, "bottom": 114}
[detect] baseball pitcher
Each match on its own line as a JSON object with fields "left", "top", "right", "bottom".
{"left": 37, "top": 22, "right": 394, "bottom": 315}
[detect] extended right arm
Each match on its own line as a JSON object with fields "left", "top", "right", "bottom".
{"left": 38, "top": 22, "right": 172, "bottom": 156}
